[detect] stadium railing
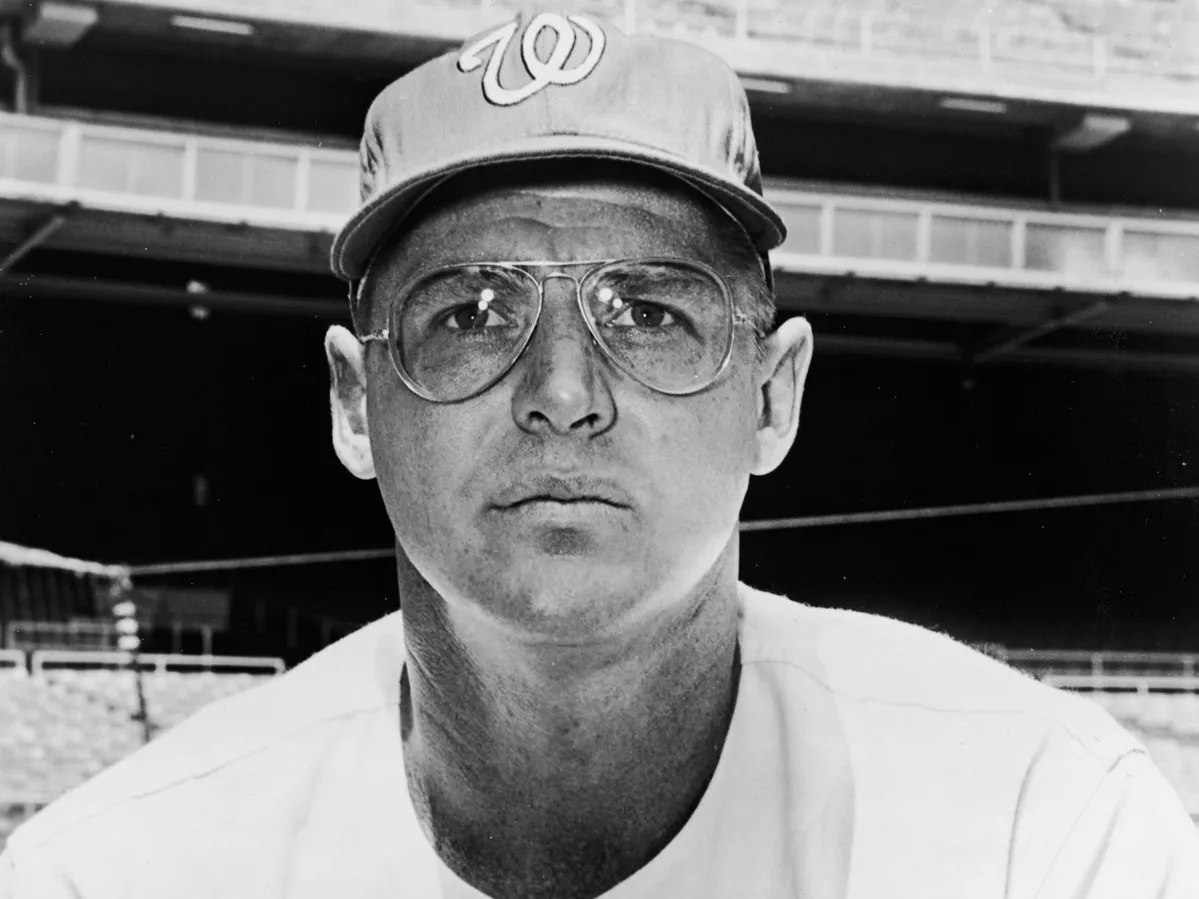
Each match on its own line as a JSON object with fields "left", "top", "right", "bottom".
{"left": 29, "top": 649, "right": 285, "bottom": 675}
{"left": 996, "top": 649, "right": 1199, "bottom": 679}
{"left": 3, "top": 618, "right": 220, "bottom": 656}
{"left": 769, "top": 187, "right": 1199, "bottom": 300}
{"left": 6, "top": 110, "right": 1199, "bottom": 301}
{"left": 0, "top": 112, "right": 356, "bottom": 229}
{"left": 1041, "top": 673, "right": 1199, "bottom": 693}
{"left": 5, "top": 619, "right": 119, "bottom": 652}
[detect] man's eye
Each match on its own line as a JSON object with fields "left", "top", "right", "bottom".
{"left": 606, "top": 299, "right": 676, "bottom": 329}
{"left": 441, "top": 300, "right": 510, "bottom": 331}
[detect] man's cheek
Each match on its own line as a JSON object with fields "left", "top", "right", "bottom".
{"left": 370, "top": 417, "right": 434, "bottom": 520}
{"left": 678, "top": 395, "right": 751, "bottom": 472}
{"left": 650, "top": 416, "right": 735, "bottom": 517}
{"left": 373, "top": 402, "right": 435, "bottom": 479}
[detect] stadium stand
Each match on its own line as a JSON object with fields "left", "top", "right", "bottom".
{"left": 983, "top": 651, "right": 1199, "bottom": 821}
{"left": 33, "top": 650, "right": 283, "bottom": 730}
{"left": 1046, "top": 674, "right": 1199, "bottom": 820}
{"left": 0, "top": 649, "right": 283, "bottom": 851}
{"left": 0, "top": 664, "right": 143, "bottom": 802}
{"left": 58, "top": 0, "right": 1199, "bottom": 96}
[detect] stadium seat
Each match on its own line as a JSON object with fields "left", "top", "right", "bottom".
{"left": 44, "top": 668, "right": 275, "bottom": 730}
{"left": 0, "top": 662, "right": 277, "bottom": 847}
{"left": 0, "top": 670, "right": 142, "bottom": 804}
{"left": 1077, "top": 688, "right": 1199, "bottom": 817}
{"left": 1139, "top": 735, "right": 1199, "bottom": 816}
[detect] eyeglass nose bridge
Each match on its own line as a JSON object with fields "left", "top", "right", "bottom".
{"left": 519, "top": 268, "right": 663, "bottom": 402}
{"left": 526, "top": 269, "right": 603, "bottom": 352}
{"left": 539, "top": 270, "right": 583, "bottom": 288}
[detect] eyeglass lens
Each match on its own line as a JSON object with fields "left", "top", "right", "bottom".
{"left": 389, "top": 261, "right": 732, "bottom": 401}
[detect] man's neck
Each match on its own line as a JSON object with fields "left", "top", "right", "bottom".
{"left": 395, "top": 548, "right": 742, "bottom": 899}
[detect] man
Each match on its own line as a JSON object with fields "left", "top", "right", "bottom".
{"left": 3, "top": 9, "right": 1197, "bottom": 898}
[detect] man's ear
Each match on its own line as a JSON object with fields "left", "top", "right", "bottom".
{"left": 752, "top": 316, "right": 814, "bottom": 476}
{"left": 325, "top": 325, "right": 376, "bottom": 480}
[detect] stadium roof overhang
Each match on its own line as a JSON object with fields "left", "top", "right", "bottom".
{"left": 774, "top": 271, "right": 1199, "bottom": 374}
{"left": 0, "top": 195, "right": 335, "bottom": 274}
{"left": 5, "top": 110, "right": 1199, "bottom": 372}
{"left": 22, "top": 0, "right": 1199, "bottom": 134}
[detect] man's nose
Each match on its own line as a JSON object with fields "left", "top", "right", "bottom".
{"left": 510, "top": 281, "right": 616, "bottom": 437}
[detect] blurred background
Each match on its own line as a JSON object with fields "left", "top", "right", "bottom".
{"left": 1, "top": 0, "right": 1197, "bottom": 845}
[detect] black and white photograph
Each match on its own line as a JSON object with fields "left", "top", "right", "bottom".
{"left": 0, "top": 0, "right": 1197, "bottom": 894}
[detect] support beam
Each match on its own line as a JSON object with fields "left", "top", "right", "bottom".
{"left": 1053, "top": 113, "right": 1131, "bottom": 153}
{"left": 740, "top": 485, "right": 1199, "bottom": 533}
{"left": 733, "top": 486, "right": 1199, "bottom": 534}
{"left": 1047, "top": 147, "right": 1062, "bottom": 207}
{"left": 1005, "top": 343, "right": 1199, "bottom": 375}
{"left": 816, "top": 332, "right": 1199, "bottom": 376}
{"left": 0, "top": 21, "right": 29, "bottom": 114}
{"left": 814, "top": 333, "right": 959, "bottom": 362}
{"left": 968, "top": 299, "right": 1107, "bottom": 365}
{"left": 0, "top": 271, "right": 345, "bottom": 318}
{"left": 0, "top": 208, "right": 72, "bottom": 278}
{"left": 128, "top": 548, "right": 393, "bottom": 577}
{"left": 122, "top": 486, "right": 1199, "bottom": 556}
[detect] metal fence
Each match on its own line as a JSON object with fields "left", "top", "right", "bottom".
{"left": 995, "top": 648, "right": 1199, "bottom": 680}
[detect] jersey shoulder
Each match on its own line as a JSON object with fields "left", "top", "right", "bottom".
{"left": 736, "top": 583, "right": 1139, "bottom": 763}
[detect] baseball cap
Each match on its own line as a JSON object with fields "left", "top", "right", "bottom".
{"left": 330, "top": 7, "right": 786, "bottom": 285}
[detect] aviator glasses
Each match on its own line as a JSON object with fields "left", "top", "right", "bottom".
{"left": 359, "top": 258, "right": 752, "bottom": 403}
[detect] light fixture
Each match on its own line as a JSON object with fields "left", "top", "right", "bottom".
{"left": 741, "top": 77, "right": 791, "bottom": 95}
{"left": 939, "top": 97, "right": 1008, "bottom": 115}
{"left": 24, "top": 2, "right": 99, "bottom": 47}
{"left": 1053, "top": 113, "right": 1131, "bottom": 152}
{"left": 170, "top": 15, "right": 255, "bottom": 37}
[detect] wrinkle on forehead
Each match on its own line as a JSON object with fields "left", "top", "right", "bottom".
{"left": 373, "top": 181, "right": 724, "bottom": 281}
{"left": 437, "top": 187, "right": 711, "bottom": 240}
{"left": 494, "top": 183, "right": 714, "bottom": 224}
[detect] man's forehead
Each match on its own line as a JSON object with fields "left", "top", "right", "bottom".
{"left": 378, "top": 170, "right": 729, "bottom": 269}
{"left": 423, "top": 175, "right": 720, "bottom": 230}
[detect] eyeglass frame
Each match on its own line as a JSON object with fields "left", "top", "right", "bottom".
{"left": 356, "top": 257, "right": 756, "bottom": 403}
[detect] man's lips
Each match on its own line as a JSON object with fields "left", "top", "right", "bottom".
{"left": 490, "top": 475, "right": 633, "bottom": 510}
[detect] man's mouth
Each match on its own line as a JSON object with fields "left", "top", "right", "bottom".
{"left": 492, "top": 475, "right": 632, "bottom": 510}
{"left": 509, "top": 495, "right": 619, "bottom": 508}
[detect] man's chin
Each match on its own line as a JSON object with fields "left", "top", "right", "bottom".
{"left": 477, "top": 502, "right": 640, "bottom": 558}
{"left": 459, "top": 558, "right": 660, "bottom": 638}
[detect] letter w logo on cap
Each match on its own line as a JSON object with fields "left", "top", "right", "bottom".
{"left": 457, "top": 12, "right": 606, "bottom": 107}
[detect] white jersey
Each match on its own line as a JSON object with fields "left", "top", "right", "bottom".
{"left": 3, "top": 585, "right": 1196, "bottom": 897}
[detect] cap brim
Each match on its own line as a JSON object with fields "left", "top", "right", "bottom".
{"left": 330, "top": 135, "right": 786, "bottom": 282}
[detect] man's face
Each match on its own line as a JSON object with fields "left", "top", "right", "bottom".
{"left": 354, "top": 168, "right": 779, "bottom": 638}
